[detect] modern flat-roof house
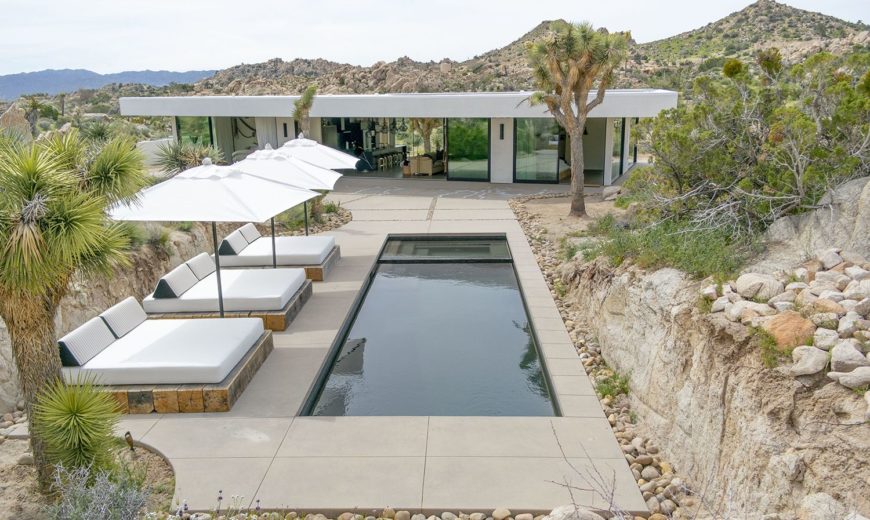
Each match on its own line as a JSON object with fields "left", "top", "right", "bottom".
{"left": 121, "top": 89, "right": 677, "bottom": 185}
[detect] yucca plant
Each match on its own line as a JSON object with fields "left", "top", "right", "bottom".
{"left": 32, "top": 377, "right": 122, "bottom": 473}
{"left": 293, "top": 84, "right": 317, "bottom": 137}
{"left": 154, "top": 139, "right": 223, "bottom": 175}
{"left": 0, "top": 129, "right": 147, "bottom": 487}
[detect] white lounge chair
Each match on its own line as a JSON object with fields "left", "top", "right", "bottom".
{"left": 59, "top": 298, "right": 266, "bottom": 386}
{"left": 217, "top": 223, "right": 341, "bottom": 281}
{"left": 142, "top": 253, "right": 312, "bottom": 330}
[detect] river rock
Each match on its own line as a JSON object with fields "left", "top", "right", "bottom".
{"left": 838, "top": 312, "right": 864, "bottom": 337}
{"left": 711, "top": 296, "right": 729, "bottom": 312}
{"left": 768, "top": 291, "right": 796, "bottom": 304}
{"left": 845, "top": 266, "right": 870, "bottom": 281}
{"left": 773, "top": 302, "right": 795, "bottom": 312}
{"left": 700, "top": 284, "right": 718, "bottom": 300}
{"left": 17, "top": 453, "right": 33, "bottom": 465}
{"left": 514, "top": 514, "right": 532, "bottom": 520}
{"left": 796, "top": 289, "right": 818, "bottom": 307}
{"left": 789, "top": 346, "right": 829, "bottom": 376}
{"left": 827, "top": 367, "right": 870, "bottom": 389}
{"left": 817, "top": 249, "right": 844, "bottom": 270}
{"left": 395, "top": 512, "right": 410, "bottom": 520}
{"left": 810, "top": 312, "right": 839, "bottom": 328}
{"left": 814, "top": 271, "right": 851, "bottom": 290}
{"left": 830, "top": 340, "right": 869, "bottom": 372}
{"left": 853, "top": 298, "right": 870, "bottom": 316}
{"left": 543, "top": 505, "right": 604, "bottom": 520}
{"left": 735, "top": 273, "right": 784, "bottom": 300}
{"left": 382, "top": 508, "right": 396, "bottom": 519}
{"left": 440, "top": 513, "right": 456, "bottom": 520}
{"left": 813, "top": 299, "right": 846, "bottom": 315}
{"left": 641, "top": 465, "right": 661, "bottom": 480}
{"left": 813, "top": 328, "right": 840, "bottom": 350}
{"left": 763, "top": 311, "right": 816, "bottom": 350}
{"left": 492, "top": 509, "right": 511, "bottom": 520}
{"left": 844, "top": 279, "right": 870, "bottom": 300}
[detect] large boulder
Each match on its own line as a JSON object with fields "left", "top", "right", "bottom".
{"left": 750, "top": 177, "right": 870, "bottom": 274}
{"left": 763, "top": 311, "right": 816, "bottom": 350}
{"left": 735, "top": 273, "right": 785, "bottom": 300}
{"left": 0, "top": 104, "right": 32, "bottom": 143}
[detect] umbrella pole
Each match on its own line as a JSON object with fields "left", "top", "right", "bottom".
{"left": 211, "top": 222, "right": 225, "bottom": 318}
{"left": 304, "top": 200, "right": 309, "bottom": 236}
{"left": 271, "top": 217, "right": 277, "bottom": 269}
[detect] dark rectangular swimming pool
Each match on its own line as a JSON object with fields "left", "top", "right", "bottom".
{"left": 303, "top": 234, "right": 557, "bottom": 416}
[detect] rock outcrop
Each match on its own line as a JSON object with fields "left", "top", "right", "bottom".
{"left": 558, "top": 257, "right": 870, "bottom": 517}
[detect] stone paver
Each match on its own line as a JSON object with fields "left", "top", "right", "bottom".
{"left": 136, "top": 177, "right": 642, "bottom": 514}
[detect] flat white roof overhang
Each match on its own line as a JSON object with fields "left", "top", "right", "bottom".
{"left": 120, "top": 89, "right": 678, "bottom": 119}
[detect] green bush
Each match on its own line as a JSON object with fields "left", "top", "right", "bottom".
{"left": 32, "top": 378, "right": 122, "bottom": 473}
{"left": 117, "top": 222, "right": 147, "bottom": 249}
{"left": 155, "top": 140, "right": 223, "bottom": 175}
{"left": 586, "top": 216, "right": 749, "bottom": 280}
{"left": 323, "top": 201, "right": 339, "bottom": 214}
{"left": 596, "top": 372, "right": 630, "bottom": 398}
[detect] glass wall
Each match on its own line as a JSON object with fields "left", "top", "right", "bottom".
{"left": 446, "top": 118, "right": 489, "bottom": 181}
{"left": 514, "top": 118, "right": 561, "bottom": 183}
{"left": 611, "top": 118, "right": 625, "bottom": 180}
{"left": 176, "top": 116, "right": 212, "bottom": 145}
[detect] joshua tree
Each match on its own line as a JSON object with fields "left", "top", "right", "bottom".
{"left": 410, "top": 118, "right": 441, "bottom": 154}
{"left": 293, "top": 85, "right": 317, "bottom": 138}
{"left": 0, "top": 129, "right": 147, "bottom": 487}
{"left": 527, "top": 21, "right": 629, "bottom": 217}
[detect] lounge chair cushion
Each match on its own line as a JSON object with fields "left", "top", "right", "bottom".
{"left": 57, "top": 317, "right": 116, "bottom": 367}
{"left": 153, "top": 264, "right": 198, "bottom": 299}
{"left": 186, "top": 252, "right": 216, "bottom": 280}
{"left": 238, "top": 223, "right": 261, "bottom": 243}
{"left": 219, "top": 230, "right": 249, "bottom": 255}
{"left": 142, "top": 268, "right": 306, "bottom": 313}
{"left": 99, "top": 297, "right": 147, "bottom": 338}
{"left": 61, "top": 318, "right": 264, "bottom": 385}
{"left": 219, "top": 236, "right": 336, "bottom": 267}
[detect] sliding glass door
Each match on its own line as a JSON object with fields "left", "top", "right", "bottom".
{"left": 514, "top": 118, "right": 561, "bottom": 183}
{"left": 446, "top": 118, "right": 490, "bottom": 181}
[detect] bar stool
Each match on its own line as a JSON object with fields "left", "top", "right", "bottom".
{"left": 377, "top": 157, "right": 387, "bottom": 171}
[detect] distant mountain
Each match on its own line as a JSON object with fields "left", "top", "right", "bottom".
{"left": 0, "top": 69, "right": 215, "bottom": 100}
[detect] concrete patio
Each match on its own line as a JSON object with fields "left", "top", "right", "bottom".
{"left": 118, "top": 177, "right": 646, "bottom": 515}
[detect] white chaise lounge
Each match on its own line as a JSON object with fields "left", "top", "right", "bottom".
{"left": 217, "top": 223, "right": 340, "bottom": 281}
{"left": 141, "top": 253, "right": 312, "bottom": 330}
{"left": 59, "top": 297, "right": 265, "bottom": 386}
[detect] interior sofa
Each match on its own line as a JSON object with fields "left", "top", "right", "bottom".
{"left": 409, "top": 153, "right": 445, "bottom": 176}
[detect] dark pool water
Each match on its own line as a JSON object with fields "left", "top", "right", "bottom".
{"left": 308, "top": 251, "right": 556, "bottom": 416}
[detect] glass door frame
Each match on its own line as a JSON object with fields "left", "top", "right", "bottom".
{"left": 511, "top": 117, "right": 562, "bottom": 185}
{"left": 445, "top": 117, "right": 491, "bottom": 182}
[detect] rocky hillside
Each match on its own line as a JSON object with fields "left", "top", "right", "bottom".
{"left": 2, "top": 1, "right": 867, "bottom": 118}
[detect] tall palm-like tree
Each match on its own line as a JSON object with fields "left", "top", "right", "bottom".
{"left": 293, "top": 85, "right": 318, "bottom": 138}
{"left": 0, "top": 129, "right": 147, "bottom": 487}
{"left": 527, "top": 21, "right": 629, "bottom": 217}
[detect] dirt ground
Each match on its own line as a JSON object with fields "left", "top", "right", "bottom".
{"left": 0, "top": 437, "right": 174, "bottom": 517}
{"left": 523, "top": 194, "right": 625, "bottom": 238}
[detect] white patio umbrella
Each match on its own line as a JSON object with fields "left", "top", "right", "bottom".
{"left": 111, "top": 159, "right": 318, "bottom": 317}
{"left": 237, "top": 146, "right": 343, "bottom": 238}
{"left": 279, "top": 135, "right": 360, "bottom": 170}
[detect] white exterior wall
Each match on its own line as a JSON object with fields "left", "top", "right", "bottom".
{"left": 622, "top": 118, "right": 632, "bottom": 175}
{"left": 490, "top": 118, "right": 514, "bottom": 184}
{"left": 308, "top": 117, "right": 323, "bottom": 142}
{"left": 275, "top": 117, "right": 295, "bottom": 146}
{"left": 136, "top": 138, "right": 174, "bottom": 166}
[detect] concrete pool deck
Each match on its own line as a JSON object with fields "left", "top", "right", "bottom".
{"left": 119, "top": 178, "right": 646, "bottom": 515}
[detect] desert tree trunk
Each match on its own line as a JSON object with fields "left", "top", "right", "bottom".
{"left": 0, "top": 290, "right": 63, "bottom": 488}
{"left": 568, "top": 127, "right": 587, "bottom": 216}
{"left": 422, "top": 128, "right": 432, "bottom": 154}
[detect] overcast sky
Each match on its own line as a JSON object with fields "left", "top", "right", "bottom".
{"left": 0, "top": 0, "right": 866, "bottom": 75}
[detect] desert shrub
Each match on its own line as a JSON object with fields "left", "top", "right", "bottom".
{"left": 147, "top": 226, "right": 171, "bottom": 253}
{"left": 81, "top": 120, "right": 111, "bottom": 141}
{"left": 155, "top": 139, "right": 223, "bottom": 175}
{"left": 586, "top": 216, "right": 749, "bottom": 280}
{"left": 117, "top": 222, "right": 147, "bottom": 249}
{"left": 46, "top": 464, "right": 148, "bottom": 520}
{"left": 323, "top": 201, "right": 339, "bottom": 213}
{"left": 174, "top": 221, "right": 194, "bottom": 232}
{"left": 32, "top": 378, "right": 122, "bottom": 473}
{"left": 596, "top": 372, "right": 630, "bottom": 398}
{"left": 558, "top": 236, "right": 580, "bottom": 261}
{"left": 754, "top": 327, "right": 792, "bottom": 368}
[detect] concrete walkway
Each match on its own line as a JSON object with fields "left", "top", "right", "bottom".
{"left": 119, "top": 177, "right": 645, "bottom": 515}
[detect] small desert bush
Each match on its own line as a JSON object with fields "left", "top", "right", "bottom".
{"left": 46, "top": 464, "right": 148, "bottom": 520}
{"left": 32, "top": 378, "right": 122, "bottom": 473}
{"left": 585, "top": 215, "right": 748, "bottom": 280}
{"left": 155, "top": 140, "right": 223, "bottom": 175}
{"left": 596, "top": 372, "right": 631, "bottom": 398}
{"left": 323, "top": 201, "right": 340, "bottom": 213}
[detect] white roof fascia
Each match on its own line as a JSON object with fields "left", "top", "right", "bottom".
{"left": 120, "top": 90, "right": 678, "bottom": 119}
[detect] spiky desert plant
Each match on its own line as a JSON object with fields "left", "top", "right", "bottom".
{"left": 32, "top": 377, "right": 122, "bottom": 472}
{"left": 0, "top": 129, "right": 146, "bottom": 487}
{"left": 155, "top": 139, "right": 223, "bottom": 175}
{"left": 527, "top": 21, "right": 629, "bottom": 217}
{"left": 293, "top": 85, "right": 317, "bottom": 138}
